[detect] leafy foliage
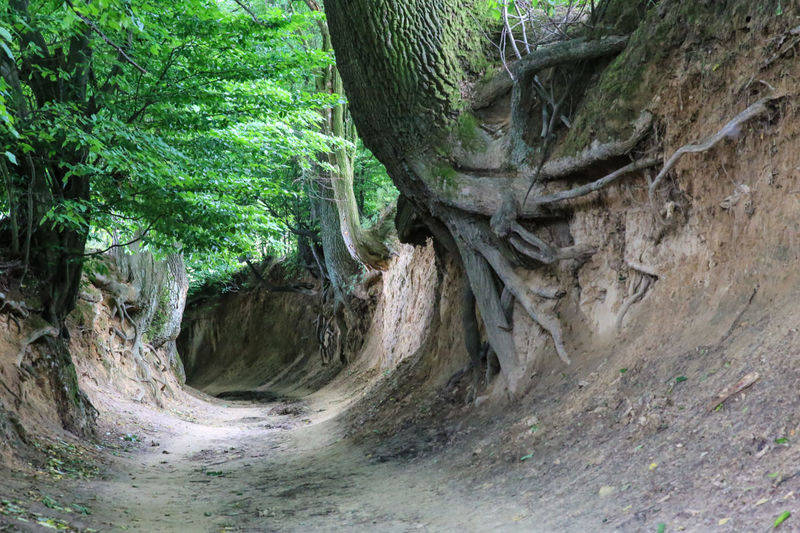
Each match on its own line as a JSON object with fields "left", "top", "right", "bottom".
{"left": 1, "top": 0, "right": 395, "bottom": 292}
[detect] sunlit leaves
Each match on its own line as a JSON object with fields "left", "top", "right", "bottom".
{"left": 1, "top": 0, "right": 394, "bottom": 290}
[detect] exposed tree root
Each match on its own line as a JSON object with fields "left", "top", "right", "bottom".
{"left": 0, "top": 291, "right": 30, "bottom": 319}
{"left": 473, "top": 35, "right": 630, "bottom": 108}
{"left": 458, "top": 244, "right": 519, "bottom": 389}
{"left": 16, "top": 326, "right": 59, "bottom": 372}
{"left": 648, "top": 95, "right": 783, "bottom": 199}
{"left": 111, "top": 326, "right": 128, "bottom": 340}
{"left": 627, "top": 261, "right": 659, "bottom": 278}
{"left": 461, "top": 283, "right": 482, "bottom": 369}
{"left": 616, "top": 273, "right": 653, "bottom": 330}
{"left": 453, "top": 216, "right": 570, "bottom": 370}
{"left": 530, "top": 157, "right": 661, "bottom": 207}
{"left": 419, "top": 112, "right": 654, "bottom": 219}
{"left": 478, "top": 240, "right": 570, "bottom": 365}
{"left": 534, "top": 111, "right": 653, "bottom": 183}
{"left": 424, "top": 110, "right": 659, "bottom": 383}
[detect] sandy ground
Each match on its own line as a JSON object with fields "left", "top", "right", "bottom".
{"left": 4, "top": 289, "right": 800, "bottom": 533}
{"left": 30, "top": 387, "right": 542, "bottom": 533}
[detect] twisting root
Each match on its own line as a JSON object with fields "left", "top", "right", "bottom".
{"left": 531, "top": 157, "right": 661, "bottom": 207}
{"left": 0, "top": 292, "right": 30, "bottom": 319}
{"left": 475, "top": 240, "right": 570, "bottom": 365}
{"left": 616, "top": 274, "right": 653, "bottom": 330}
{"left": 648, "top": 95, "right": 783, "bottom": 200}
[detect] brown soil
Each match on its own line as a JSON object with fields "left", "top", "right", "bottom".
{"left": 5, "top": 3, "right": 800, "bottom": 533}
{"left": 3, "top": 286, "right": 800, "bottom": 533}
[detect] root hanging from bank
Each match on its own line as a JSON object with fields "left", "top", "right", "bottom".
{"left": 648, "top": 95, "right": 784, "bottom": 202}
{"left": 616, "top": 269, "right": 657, "bottom": 330}
{"left": 16, "top": 326, "right": 59, "bottom": 374}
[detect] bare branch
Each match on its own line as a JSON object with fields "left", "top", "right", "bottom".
{"left": 232, "top": 0, "right": 268, "bottom": 25}
{"left": 83, "top": 217, "right": 161, "bottom": 256}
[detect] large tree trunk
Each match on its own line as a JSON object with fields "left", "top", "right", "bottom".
{"left": 313, "top": 175, "right": 362, "bottom": 303}
{"left": 311, "top": 173, "right": 361, "bottom": 364}
{"left": 306, "top": 0, "right": 391, "bottom": 271}
{"left": 1, "top": 0, "right": 98, "bottom": 435}
{"left": 325, "top": 0, "right": 651, "bottom": 392}
{"left": 6, "top": 0, "right": 95, "bottom": 328}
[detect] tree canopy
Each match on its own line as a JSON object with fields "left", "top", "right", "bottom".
{"left": 1, "top": 0, "right": 396, "bottom": 307}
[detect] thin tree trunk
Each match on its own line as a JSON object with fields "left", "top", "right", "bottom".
{"left": 305, "top": 0, "right": 391, "bottom": 271}
{"left": 327, "top": 68, "right": 391, "bottom": 270}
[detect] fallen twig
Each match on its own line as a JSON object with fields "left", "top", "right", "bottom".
{"left": 706, "top": 371, "right": 760, "bottom": 412}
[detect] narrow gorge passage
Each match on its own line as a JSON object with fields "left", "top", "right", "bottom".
{"left": 7, "top": 1, "right": 800, "bottom": 532}
{"left": 69, "top": 385, "right": 540, "bottom": 533}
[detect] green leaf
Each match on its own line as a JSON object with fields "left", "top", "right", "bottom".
{"left": 4, "top": 151, "right": 16, "bottom": 165}
{"left": 656, "top": 523, "right": 666, "bottom": 533}
{"left": 774, "top": 511, "right": 790, "bottom": 528}
{"left": 675, "top": 376, "right": 687, "bottom": 383}
{"left": 42, "top": 496, "right": 62, "bottom": 510}
{"left": 775, "top": 437, "right": 788, "bottom": 445}
{"left": 620, "top": 368, "right": 628, "bottom": 374}
{"left": 0, "top": 42, "right": 13, "bottom": 60}
{"left": 519, "top": 453, "right": 534, "bottom": 462}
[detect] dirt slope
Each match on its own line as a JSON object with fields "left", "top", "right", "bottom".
{"left": 4, "top": 2, "right": 800, "bottom": 532}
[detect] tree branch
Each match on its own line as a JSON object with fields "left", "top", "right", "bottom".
{"left": 83, "top": 218, "right": 161, "bottom": 256}
{"left": 232, "top": 0, "right": 275, "bottom": 26}
{"left": 65, "top": 0, "right": 148, "bottom": 74}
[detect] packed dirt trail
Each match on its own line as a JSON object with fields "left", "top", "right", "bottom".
{"left": 77, "top": 387, "right": 539, "bottom": 533}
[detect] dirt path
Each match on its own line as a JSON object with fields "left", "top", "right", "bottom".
{"left": 68, "top": 389, "right": 540, "bottom": 533}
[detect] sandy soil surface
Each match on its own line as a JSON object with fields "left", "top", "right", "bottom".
{"left": 0, "top": 386, "right": 544, "bottom": 533}
{"left": 3, "top": 290, "right": 800, "bottom": 533}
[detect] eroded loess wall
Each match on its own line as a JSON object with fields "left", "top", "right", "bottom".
{"left": 0, "top": 252, "right": 188, "bottom": 466}
{"left": 176, "top": 243, "right": 475, "bottom": 401}
{"left": 178, "top": 276, "right": 322, "bottom": 397}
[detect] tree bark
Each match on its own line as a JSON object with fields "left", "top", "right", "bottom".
{"left": 324, "top": 0, "right": 648, "bottom": 392}
{"left": 306, "top": 1, "right": 391, "bottom": 270}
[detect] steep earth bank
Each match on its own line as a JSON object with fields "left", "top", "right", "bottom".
{"left": 170, "top": 4, "right": 800, "bottom": 530}
{"left": 3, "top": 2, "right": 800, "bottom": 532}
